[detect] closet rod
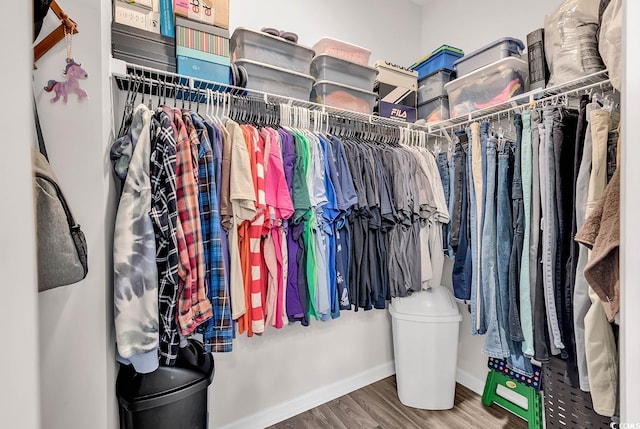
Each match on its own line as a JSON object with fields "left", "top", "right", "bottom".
{"left": 110, "top": 59, "right": 434, "bottom": 133}
{"left": 425, "top": 70, "right": 611, "bottom": 135}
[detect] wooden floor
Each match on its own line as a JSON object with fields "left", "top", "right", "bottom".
{"left": 267, "top": 376, "right": 527, "bottom": 429}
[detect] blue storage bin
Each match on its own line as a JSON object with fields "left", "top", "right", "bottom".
{"left": 410, "top": 45, "right": 464, "bottom": 80}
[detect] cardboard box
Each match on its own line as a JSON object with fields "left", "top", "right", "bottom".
{"left": 374, "top": 60, "right": 418, "bottom": 90}
{"left": 174, "top": 0, "right": 229, "bottom": 29}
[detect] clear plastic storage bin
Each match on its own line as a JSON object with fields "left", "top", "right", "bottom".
{"left": 445, "top": 57, "right": 529, "bottom": 118}
{"left": 230, "top": 27, "right": 314, "bottom": 74}
{"left": 312, "top": 37, "right": 371, "bottom": 66}
{"left": 453, "top": 37, "right": 525, "bottom": 77}
{"left": 418, "top": 97, "right": 450, "bottom": 123}
{"left": 234, "top": 58, "right": 314, "bottom": 100}
{"left": 417, "top": 69, "right": 455, "bottom": 104}
{"left": 310, "top": 54, "right": 376, "bottom": 91}
{"left": 311, "top": 80, "right": 377, "bottom": 114}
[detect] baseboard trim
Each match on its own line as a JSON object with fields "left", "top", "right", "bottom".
{"left": 217, "top": 361, "right": 396, "bottom": 429}
{"left": 456, "top": 368, "right": 487, "bottom": 395}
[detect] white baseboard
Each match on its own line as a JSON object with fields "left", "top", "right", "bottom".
{"left": 456, "top": 368, "right": 487, "bottom": 395}
{"left": 216, "top": 361, "right": 396, "bottom": 429}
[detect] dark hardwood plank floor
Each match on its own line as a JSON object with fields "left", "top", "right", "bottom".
{"left": 267, "top": 376, "right": 528, "bottom": 429}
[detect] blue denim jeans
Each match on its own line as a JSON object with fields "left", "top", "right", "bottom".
{"left": 509, "top": 114, "right": 524, "bottom": 342}
{"left": 498, "top": 140, "right": 534, "bottom": 376}
{"left": 469, "top": 124, "right": 485, "bottom": 335}
{"left": 480, "top": 122, "right": 489, "bottom": 237}
{"left": 452, "top": 138, "right": 472, "bottom": 301}
{"left": 437, "top": 152, "right": 452, "bottom": 257}
{"left": 482, "top": 137, "right": 510, "bottom": 357}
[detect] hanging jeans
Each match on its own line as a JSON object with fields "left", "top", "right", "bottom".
{"left": 528, "top": 111, "right": 542, "bottom": 322}
{"left": 553, "top": 107, "right": 581, "bottom": 384}
{"left": 509, "top": 114, "right": 525, "bottom": 342}
{"left": 567, "top": 97, "right": 591, "bottom": 306}
{"left": 573, "top": 103, "right": 595, "bottom": 391}
{"left": 450, "top": 131, "right": 467, "bottom": 248}
{"left": 498, "top": 139, "right": 533, "bottom": 376}
{"left": 469, "top": 123, "right": 485, "bottom": 334}
{"left": 533, "top": 121, "right": 551, "bottom": 362}
{"left": 448, "top": 151, "right": 456, "bottom": 258}
{"left": 482, "top": 137, "right": 510, "bottom": 358}
{"left": 437, "top": 152, "right": 451, "bottom": 257}
{"left": 541, "top": 106, "right": 564, "bottom": 353}
{"left": 519, "top": 111, "right": 534, "bottom": 356}
{"left": 452, "top": 139, "right": 472, "bottom": 301}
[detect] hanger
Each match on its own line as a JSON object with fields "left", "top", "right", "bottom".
{"left": 34, "top": 1, "right": 79, "bottom": 63}
{"left": 601, "top": 93, "right": 614, "bottom": 113}
{"left": 117, "top": 75, "right": 143, "bottom": 138}
{"left": 140, "top": 75, "right": 147, "bottom": 107}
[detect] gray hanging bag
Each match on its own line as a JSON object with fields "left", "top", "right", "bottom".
{"left": 32, "top": 101, "right": 88, "bottom": 291}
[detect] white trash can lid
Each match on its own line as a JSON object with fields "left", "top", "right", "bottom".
{"left": 389, "top": 286, "right": 462, "bottom": 323}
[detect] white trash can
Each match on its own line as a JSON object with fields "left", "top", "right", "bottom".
{"left": 389, "top": 286, "right": 462, "bottom": 410}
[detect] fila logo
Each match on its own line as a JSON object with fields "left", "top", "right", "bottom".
{"left": 390, "top": 108, "right": 407, "bottom": 119}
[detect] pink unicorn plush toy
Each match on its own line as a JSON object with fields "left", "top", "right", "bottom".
{"left": 44, "top": 58, "right": 88, "bottom": 103}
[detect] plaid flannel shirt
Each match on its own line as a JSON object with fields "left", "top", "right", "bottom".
{"left": 150, "top": 109, "right": 180, "bottom": 365}
{"left": 192, "top": 113, "right": 233, "bottom": 352}
{"left": 173, "top": 109, "right": 213, "bottom": 335}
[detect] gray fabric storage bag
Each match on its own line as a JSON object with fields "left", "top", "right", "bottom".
{"left": 32, "top": 147, "right": 88, "bottom": 291}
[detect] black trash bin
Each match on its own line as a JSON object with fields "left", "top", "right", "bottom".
{"left": 116, "top": 339, "right": 215, "bottom": 429}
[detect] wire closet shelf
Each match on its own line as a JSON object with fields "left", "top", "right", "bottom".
{"left": 110, "top": 60, "right": 611, "bottom": 138}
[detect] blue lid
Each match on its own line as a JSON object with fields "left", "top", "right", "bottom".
{"left": 410, "top": 45, "right": 464, "bottom": 70}
{"left": 453, "top": 37, "right": 525, "bottom": 67}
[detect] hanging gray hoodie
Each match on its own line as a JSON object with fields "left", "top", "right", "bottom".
{"left": 113, "top": 104, "right": 159, "bottom": 373}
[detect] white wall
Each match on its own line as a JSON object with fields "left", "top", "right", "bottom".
{"left": 34, "top": 1, "right": 118, "bottom": 429}
{"left": 0, "top": 2, "right": 40, "bottom": 429}
{"left": 210, "top": 1, "right": 422, "bottom": 427}
{"left": 229, "top": 0, "right": 424, "bottom": 66}
{"left": 212, "top": 312, "right": 394, "bottom": 428}
{"left": 420, "top": 0, "right": 562, "bottom": 57}
{"left": 621, "top": 0, "right": 640, "bottom": 424}
{"left": 421, "top": 0, "right": 563, "bottom": 394}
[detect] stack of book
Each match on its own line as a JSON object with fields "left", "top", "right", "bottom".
{"left": 174, "top": 0, "right": 231, "bottom": 84}
{"left": 111, "top": 0, "right": 230, "bottom": 78}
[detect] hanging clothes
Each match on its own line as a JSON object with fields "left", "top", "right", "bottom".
{"left": 191, "top": 113, "right": 233, "bottom": 353}
{"left": 441, "top": 98, "right": 621, "bottom": 414}
{"left": 113, "top": 104, "right": 159, "bottom": 373}
{"left": 111, "top": 99, "right": 450, "bottom": 370}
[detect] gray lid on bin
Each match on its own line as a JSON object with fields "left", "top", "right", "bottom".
{"left": 389, "top": 286, "right": 461, "bottom": 322}
{"left": 453, "top": 37, "right": 525, "bottom": 68}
